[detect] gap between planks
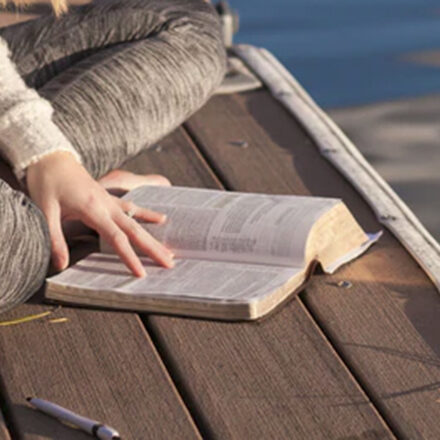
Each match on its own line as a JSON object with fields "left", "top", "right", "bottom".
{"left": 0, "top": 5, "right": 201, "bottom": 440}
{"left": 0, "top": 3, "right": 392, "bottom": 439}
{"left": 0, "top": 243, "right": 201, "bottom": 440}
{"left": 184, "top": 90, "right": 440, "bottom": 440}
{"left": 120, "top": 126, "right": 395, "bottom": 440}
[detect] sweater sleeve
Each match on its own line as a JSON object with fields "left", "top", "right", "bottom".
{"left": 0, "top": 36, "right": 82, "bottom": 184}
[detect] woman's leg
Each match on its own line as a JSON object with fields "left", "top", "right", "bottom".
{"left": 0, "top": 177, "right": 51, "bottom": 314}
{"left": 0, "top": 0, "right": 227, "bottom": 178}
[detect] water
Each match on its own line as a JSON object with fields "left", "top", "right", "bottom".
{"left": 231, "top": 0, "right": 440, "bottom": 240}
{"left": 232, "top": 0, "right": 440, "bottom": 108}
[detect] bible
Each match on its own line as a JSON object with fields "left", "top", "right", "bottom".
{"left": 44, "top": 185, "right": 382, "bottom": 320}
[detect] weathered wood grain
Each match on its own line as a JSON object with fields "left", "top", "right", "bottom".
{"left": 0, "top": 137, "right": 200, "bottom": 440}
{"left": 0, "top": 3, "right": 401, "bottom": 438}
{"left": 185, "top": 90, "right": 440, "bottom": 439}
{"left": 0, "top": 112, "right": 200, "bottom": 440}
{"left": 121, "top": 128, "right": 394, "bottom": 439}
{"left": 0, "top": 298, "right": 200, "bottom": 440}
{"left": 0, "top": 7, "right": 198, "bottom": 440}
{"left": 0, "top": 144, "right": 200, "bottom": 439}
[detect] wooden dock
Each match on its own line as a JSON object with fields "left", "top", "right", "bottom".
{"left": 1, "top": 4, "right": 440, "bottom": 439}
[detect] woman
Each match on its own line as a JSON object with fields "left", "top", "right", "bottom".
{"left": 0, "top": 0, "right": 227, "bottom": 313}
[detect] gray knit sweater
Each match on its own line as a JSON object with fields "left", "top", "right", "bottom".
{"left": 0, "top": 36, "right": 82, "bottom": 183}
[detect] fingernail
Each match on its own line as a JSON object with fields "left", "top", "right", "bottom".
{"left": 163, "top": 252, "right": 174, "bottom": 264}
{"left": 137, "top": 268, "right": 147, "bottom": 278}
{"left": 164, "top": 246, "right": 174, "bottom": 256}
{"left": 160, "top": 214, "right": 167, "bottom": 223}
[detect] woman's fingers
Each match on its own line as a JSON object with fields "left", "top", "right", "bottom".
{"left": 115, "top": 211, "right": 175, "bottom": 268}
{"left": 145, "top": 174, "right": 172, "bottom": 187}
{"left": 115, "top": 199, "right": 175, "bottom": 267}
{"left": 24, "top": 151, "right": 175, "bottom": 277}
{"left": 79, "top": 200, "right": 174, "bottom": 277}
{"left": 90, "top": 214, "right": 146, "bottom": 278}
{"left": 44, "top": 203, "right": 70, "bottom": 271}
{"left": 118, "top": 199, "right": 167, "bottom": 224}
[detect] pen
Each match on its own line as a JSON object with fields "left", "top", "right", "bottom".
{"left": 26, "top": 396, "right": 121, "bottom": 440}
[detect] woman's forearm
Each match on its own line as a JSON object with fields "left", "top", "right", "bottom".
{"left": 0, "top": 37, "right": 82, "bottom": 184}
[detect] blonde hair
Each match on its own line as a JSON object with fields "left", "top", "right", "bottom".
{"left": 1, "top": 0, "right": 69, "bottom": 18}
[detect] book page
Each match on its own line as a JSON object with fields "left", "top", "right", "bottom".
{"left": 322, "top": 231, "right": 383, "bottom": 274}
{"left": 47, "top": 253, "right": 302, "bottom": 304}
{"left": 101, "top": 185, "right": 339, "bottom": 267}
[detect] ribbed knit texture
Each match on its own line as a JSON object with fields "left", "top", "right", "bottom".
{"left": 0, "top": 180, "right": 51, "bottom": 314}
{"left": 0, "top": 37, "right": 82, "bottom": 182}
{"left": 0, "top": 0, "right": 226, "bottom": 314}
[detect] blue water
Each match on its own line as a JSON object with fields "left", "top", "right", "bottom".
{"left": 232, "top": 0, "right": 440, "bottom": 108}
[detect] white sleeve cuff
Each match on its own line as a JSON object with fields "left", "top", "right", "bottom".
{"left": 0, "top": 95, "right": 82, "bottom": 182}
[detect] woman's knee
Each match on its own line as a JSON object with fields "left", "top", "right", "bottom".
{"left": 80, "top": 0, "right": 218, "bottom": 28}
{"left": 0, "top": 181, "right": 51, "bottom": 315}
{"left": 93, "top": 0, "right": 226, "bottom": 60}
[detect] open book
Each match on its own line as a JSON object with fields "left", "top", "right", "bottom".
{"left": 45, "top": 186, "right": 382, "bottom": 320}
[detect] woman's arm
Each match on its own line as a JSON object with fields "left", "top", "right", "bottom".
{"left": 0, "top": 36, "right": 174, "bottom": 276}
{"left": 0, "top": 36, "right": 82, "bottom": 182}
{"left": 26, "top": 151, "right": 175, "bottom": 277}
{"left": 0, "top": 0, "right": 226, "bottom": 276}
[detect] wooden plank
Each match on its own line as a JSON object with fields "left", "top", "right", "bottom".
{"left": 121, "top": 128, "right": 395, "bottom": 439}
{"left": 0, "top": 6, "right": 397, "bottom": 437}
{"left": 184, "top": 90, "right": 440, "bottom": 439}
{"left": 0, "top": 236, "right": 200, "bottom": 439}
{"left": 0, "top": 299, "right": 200, "bottom": 440}
{"left": 0, "top": 7, "right": 199, "bottom": 440}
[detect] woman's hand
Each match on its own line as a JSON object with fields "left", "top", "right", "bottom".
{"left": 26, "top": 151, "right": 174, "bottom": 277}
